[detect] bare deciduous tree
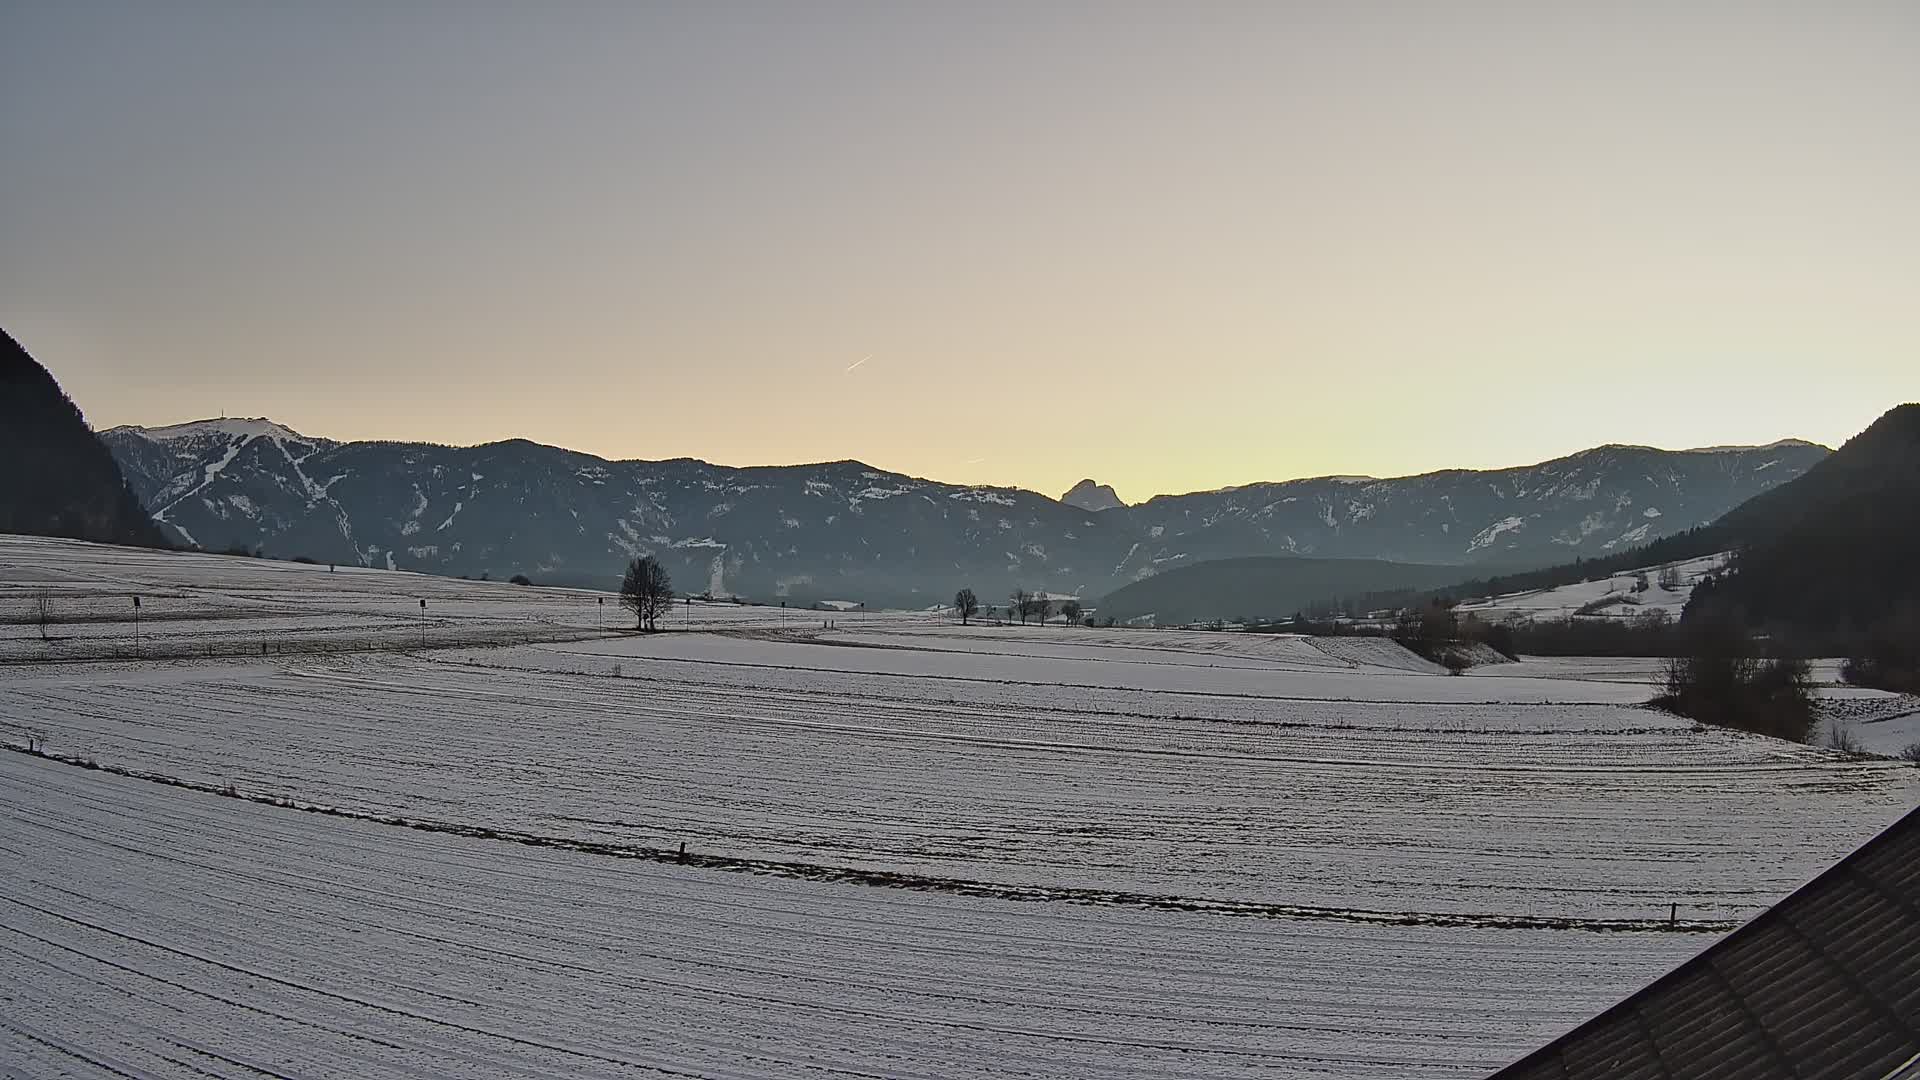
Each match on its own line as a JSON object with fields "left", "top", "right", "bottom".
{"left": 35, "top": 588, "right": 52, "bottom": 642}
{"left": 1009, "top": 588, "right": 1031, "bottom": 626}
{"left": 954, "top": 588, "right": 979, "bottom": 625}
{"left": 1060, "top": 600, "right": 1083, "bottom": 626}
{"left": 1031, "top": 594, "right": 1053, "bottom": 625}
{"left": 620, "top": 556, "right": 675, "bottom": 632}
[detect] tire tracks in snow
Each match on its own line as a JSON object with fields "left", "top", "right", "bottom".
{"left": 2, "top": 743, "right": 1737, "bottom": 935}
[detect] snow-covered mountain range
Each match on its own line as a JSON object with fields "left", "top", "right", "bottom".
{"left": 102, "top": 419, "right": 1828, "bottom": 605}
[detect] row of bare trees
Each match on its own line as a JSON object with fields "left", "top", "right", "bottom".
{"left": 952, "top": 587, "right": 1082, "bottom": 626}
{"left": 617, "top": 567, "right": 1084, "bottom": 633}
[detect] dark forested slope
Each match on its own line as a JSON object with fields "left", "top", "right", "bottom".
{"left": 0, "top": 329, "right": 167, "bottom": 548}
{"left": 1095, "top": 555, "right": 1468, "bottom": 624}
{"left": 1691, "top": 403, "right": 1920, "bottom": 634}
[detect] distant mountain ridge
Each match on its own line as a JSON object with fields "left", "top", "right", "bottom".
{"left": 101, "top": 417, "right": 1828, "bottom": 605}
{"left": 0, "top": 330, "right": 167, "bottom": 549}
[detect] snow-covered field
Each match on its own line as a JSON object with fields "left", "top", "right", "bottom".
{"left": 1452, "top": 552, "right": 1726, "bottom": 623}
{"left": 5, "top": 536, "right": 1918, "bottom": 1078}
{"left": 1, "top": 751, "right": 1708, "bottom": 1079}
{"left": 0, "top": 534, "right": 924, "bottom": 660}
{"left": 1476, "top": 655, "right": 1920, "bottom": 758}
{"left": 1814, "top": 695, "right": 1920, "bottom": 759}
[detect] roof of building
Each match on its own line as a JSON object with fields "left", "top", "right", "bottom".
{"left": 1490, "top": 802, "right": 1920, "bottom": 1080}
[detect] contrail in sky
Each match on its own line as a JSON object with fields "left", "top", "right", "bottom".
{"left": 844, "top": 355, "right": 870, "bottom": 374}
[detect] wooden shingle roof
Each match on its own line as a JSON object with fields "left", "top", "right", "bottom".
{"left": 1491, "top": 803, "right": 1920, "bottom": 1080}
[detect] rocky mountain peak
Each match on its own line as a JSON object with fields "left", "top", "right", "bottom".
{"left": 1061, "top": 479, "right": 1125, "bottom": 512}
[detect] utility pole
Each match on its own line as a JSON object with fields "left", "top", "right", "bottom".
{"left": 598, "top": 595, "right": 604, "bottom": 630}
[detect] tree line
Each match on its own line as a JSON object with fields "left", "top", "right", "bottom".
{"left": 952, "top": 586, "right": 1084, "bottom": 626}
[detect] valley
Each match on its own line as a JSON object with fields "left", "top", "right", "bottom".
{"left": 5, "top": 536, "right": 1916, "bottom": 1078}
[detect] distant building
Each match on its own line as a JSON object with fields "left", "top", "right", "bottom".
{"left": 1030, "top": 592, "right": 1091, "bottom": 621}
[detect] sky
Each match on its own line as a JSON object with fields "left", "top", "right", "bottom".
{"left": 3, "top": 3, "right": 1915, "bottom": 503}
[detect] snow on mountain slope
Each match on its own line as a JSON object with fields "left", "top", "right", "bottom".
{"left": 126, "top": 417, "right": 311, "bottom": 443}
{"left": 1116, "top": 442, "right": 1826, "bottom": 572}
{"left": 104, "top": 419, "right": 342, "bottom": 552}
{"left": 101, "top": 421, "right": 1825, "bottom": 603}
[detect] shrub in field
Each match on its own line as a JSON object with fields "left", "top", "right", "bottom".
{"left": 1823, "top": 722, "right": 1863, "bottom": 754}
{"left": 509, "top": 574, "right": 532, "bottom": 586}
{"left": 1392, "top": 600, "right": 1456, "bottom": 661}
{"left": 1385, "top": 607, "right": 1515, "bottom": 665}
{"left": 1654, "top": 620, "right": 1815, "bottom": 742}
{"left": 1899, "top": 743, "right": 1920, "bottom": 763}
{"left": 1478, "top": 620, "right": 1520, "bottom": 661}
